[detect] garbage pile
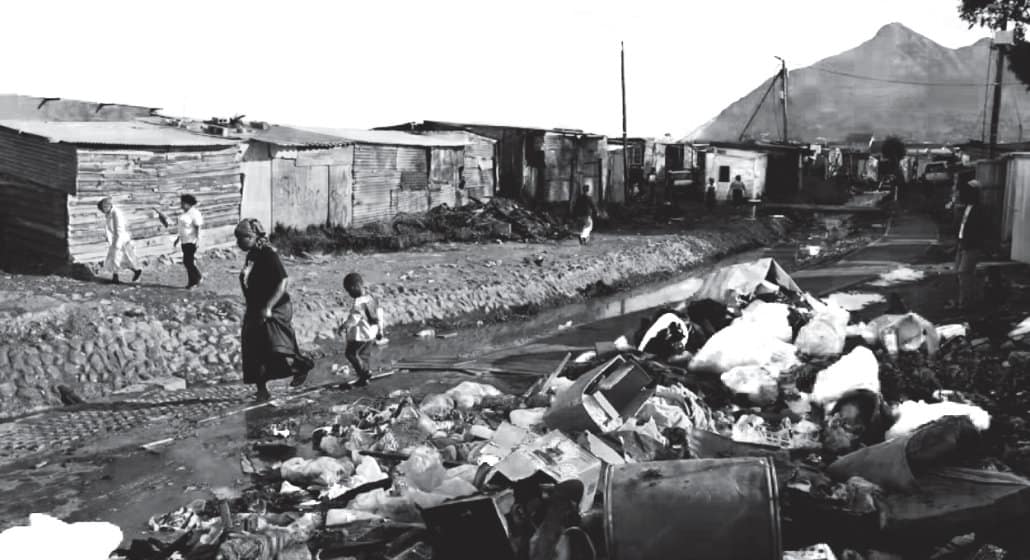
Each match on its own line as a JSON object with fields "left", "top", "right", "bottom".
{"left": 394, "top": 198, "right": 570, "bottom": 242}
{"left": 111, "top": 258, "right": 1030, "bottom": 560}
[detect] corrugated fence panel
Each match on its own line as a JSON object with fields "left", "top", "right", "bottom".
{"left": 0, "top": 127, "right": 78, "bottom": 193}
{"left": 353, "top": 145, "right": 400, "bottom": 225}
{"left": 68, "top": 146, "right": 241, "bottom": 263}
{"left": 0, "top": 177, "right": 69, "bottom": 264}
{"left": 397, "top": 146, "right": 428, "bottom": 190}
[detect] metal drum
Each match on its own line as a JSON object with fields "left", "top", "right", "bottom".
{"left": 603, "top": 457, "right": 781, "bottom": 560}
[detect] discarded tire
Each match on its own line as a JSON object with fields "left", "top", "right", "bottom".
{"left": 602, "top": 457, "right": 781, "bottom": 560}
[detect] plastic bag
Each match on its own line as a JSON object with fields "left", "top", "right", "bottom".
{"left": 733, "top": 300, "right": 793, "bottom": 343}
{"left": 445, "top": 382, "right": 503, "bottom": 411}
{"left": 395, "top": 445, "right": 447, "bottom": 493}
{"left": 419, "top": 394, "right": 456, "bottom": 419}
{"left": 869, "top": 313, "right": 940, "bottom": 357}
{"left": 795, "top": 307, "right": 849, "bottom": 356}
{"left": 720, "top": 365, "right": 780, "bottom": 406}
{"left": 349, "top": 489, "right": 421, "bottom": 523}
{"left": 510, "top": 408, "right": 547, "bottom": 429}
{"left": 689, "top": 323, "right": 799, "bottom": 374}
{"left": 886, "top": 400, "right": 991, "bottom": 440}
{"left": 810, "top": 346, "right": 880, "bottom": 410}
{"left": 281, "top": 456, "right": 355, "bottom": 487}
{"left": 0, "top": 514, "right": 122, "bottom": 560}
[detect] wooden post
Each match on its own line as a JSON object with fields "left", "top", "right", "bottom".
{"left": 776, "top": 56, "right": 788, "bottom": 143}
{"left": 621, "top": 42, "right": 628, "bottom": 200}
{"left": 989, "top": 38, "right": 1007, "bottom": 158}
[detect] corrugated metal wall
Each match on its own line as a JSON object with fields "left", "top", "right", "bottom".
{"left": 421, "top": 131, "right": 496, "bottom": 200}
{"left": 976, "top": 159, "right": 1007, "bottom": 242}
{"left": 269, "top": 146, "right": 353, "bottom": 229}
{"left": 1005, "top": 155, "right": 1030, "bottom": 262}
{"left": 69, "top": 146, "right": 242, "bottom": 263}
{"left": 430, "top": 147, "right": 461, "bottom": 207}
{"left": 0, "top": 175, "right": 69, "bottom": 265}
{"left": 0, "top": 127, "right": 78, "bottom": 193}
{"left": 353, "top": 145, "right": 430, "bottom": 225}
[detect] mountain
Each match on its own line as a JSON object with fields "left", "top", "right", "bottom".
{"left": 0, "top": 94, "right": 154, "bottom": 121}
{"left": 689, "top": 23, "right": 1030, "bottom": 144}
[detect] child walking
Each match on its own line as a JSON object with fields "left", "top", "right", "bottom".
{"left": 340, "top": 273, "right": 384, "bottom": 387}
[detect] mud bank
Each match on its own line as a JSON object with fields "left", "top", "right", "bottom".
{"left": 0, "top": 218, "right": 790, "bottom": 417}
{"left": 292, "top": 218, "right": 790, "bottom": 342}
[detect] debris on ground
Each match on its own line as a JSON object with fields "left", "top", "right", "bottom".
{"left": 84, "top": 257, "right": 1030, "bottom": 559}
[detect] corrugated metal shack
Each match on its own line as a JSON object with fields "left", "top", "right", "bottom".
{"left": 239, "top": 126, "right": 471, "bottom": 229}
{"left": 376, "top": 121, "right": 609, "bottom": 210}
{"left": 0, "top": 120, "right": 242, "bottom": 266}
{"left": 694, "top": 141, "right": 804, "bottom": 201}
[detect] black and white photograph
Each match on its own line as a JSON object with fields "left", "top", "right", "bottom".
{"left": 2, "top": 0, "right": 1030, "bottom": 558}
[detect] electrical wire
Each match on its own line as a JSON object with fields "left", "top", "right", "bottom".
{"left": 810, "top": 65, "right": 1026, "bottom": 87}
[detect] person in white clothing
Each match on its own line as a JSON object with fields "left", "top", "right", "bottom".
{"left": 174, "top": 194, "right": 204, "bottom": 289}
{"left": 339, "top": 272, "right": 385, "bottom": 387}
{"left": 98, "top": 198, "right": 142, "bottom": 284}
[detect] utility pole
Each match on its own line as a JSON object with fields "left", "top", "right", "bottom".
{"left": 775, "top": 56, "right": 788, "bottom": 143}
{"left": 621, "top": 41, "right": 628, "bottom": 197}
{"left": 989, "top": 25, "right": 1010, "bottom": 158}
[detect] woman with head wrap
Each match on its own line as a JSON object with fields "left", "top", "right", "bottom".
{"left": 235, "top": 218, "right": 313, "bottom": 401}
{"left": 97, "top": 197, "right": 143, "bottom": 284}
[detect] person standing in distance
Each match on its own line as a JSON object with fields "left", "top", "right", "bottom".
{"left": 174, "top": 194, "right": 204, "bottom": 290}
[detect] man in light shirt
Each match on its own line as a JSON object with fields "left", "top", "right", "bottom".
{"left": 174, "top": 194, "right": 204, "bottom": 289}
{"left": 98, "top": 197, "right": 142, "bottom": 284}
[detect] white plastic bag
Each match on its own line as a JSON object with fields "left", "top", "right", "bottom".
{"left": 689, "top": 323, "right": 800, "bottom": 374}
{"left": 734, "top": 301, "right": 793, "bottom": 343}
{"left": 510, "top": 408, "right": 547, "bottom": 429}
{"left": 0, "top": 514, "right": 123, "bottom": 560}
{"left": 445, "top": 382, "right": 502, "bottom": 410}
{"left": 810, "top": 346, "right": 880, "bottom": 410}
{"left": 281, "top": 456, "right": 355, "bottom": 487}
{"left": 395, "top": 445, "right": 447, "bottom": 493}
{"left": 720, "top": 365, "right": 780, "bottom": 406}
{"left": 795, "top": 312, "right": 848, "bottom": 356}
{"left": 886, "top": 400, "right": 991, "bottom": 440}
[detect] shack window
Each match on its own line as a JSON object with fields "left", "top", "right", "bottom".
{"left": 628, "top": 144, "right": 644, "bottom": 167}
{"left": 718, "top": 166, "right": 731, "bottom": 182}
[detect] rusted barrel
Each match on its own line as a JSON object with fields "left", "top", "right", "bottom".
{"left": 603, "top": 457, "right": 781, "bottom": 560}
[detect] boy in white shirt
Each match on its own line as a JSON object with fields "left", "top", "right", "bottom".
{"left": 340, "top": 273, "right": 385, "bottom": 387}
{"left": 174, "top": 194, "right": 204, "bottom": 289}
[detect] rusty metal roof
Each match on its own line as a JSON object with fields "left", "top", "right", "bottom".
{"left": 0, "top": 119, "right": 239, "bottom": 147}
{"left": 297, "top": 126, "right": 468, "bottom": 148}
{"left": 247, "top": 125, "right": 353, "bottom": 148}
{"left": 377, "top": 120, "right": 604, "bottom": 138}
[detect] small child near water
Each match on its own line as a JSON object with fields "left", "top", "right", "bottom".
{"left": 339, "top": 272, "right": 385, "bottom": 387}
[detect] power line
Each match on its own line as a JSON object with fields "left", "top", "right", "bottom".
{"left": 810, "top": 65, "right": 1027, "bottom": 87}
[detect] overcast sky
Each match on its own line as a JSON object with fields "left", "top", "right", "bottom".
{"left": 2, "top": 0, "right": 991, "bottom": 137}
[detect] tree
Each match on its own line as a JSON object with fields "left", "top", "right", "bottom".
{"left": 881, "top": 136, "right": 907, "bottom": 181}
{"left": 959, "top": 0, "right": 1030, "bottom": 89}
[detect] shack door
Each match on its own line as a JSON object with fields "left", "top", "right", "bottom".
{"left": 241, "top": 160, "right": 272, "bottom": 229}
{"left": 328, "top": 165, "right": 353, "bottom": 227}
